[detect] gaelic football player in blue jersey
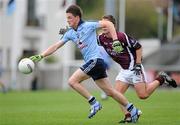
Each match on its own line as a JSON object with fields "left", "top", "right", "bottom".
{"left": 30, "top": 4, "right": 141, "bottom": 122}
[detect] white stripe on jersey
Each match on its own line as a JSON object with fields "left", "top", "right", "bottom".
{"left": 126, "top": 47, "right": 134, "bottom": 70}
{"left": 123, "top": 33, "right": 132, "bottom": 48}
{"left": 84, "top": 59, "right": 97, "bottom": 73}
{"left": 123, "top": 33, "right": 135, "bottom": 70}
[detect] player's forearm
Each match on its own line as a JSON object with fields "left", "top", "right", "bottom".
{"left": 99, "top": 20, "right": 117, "bottom": 40}
{"left": 41, "top": 46, "right": 57, "bottom": 57}
{"left": 136, "top": 47, "right": 142, "bottom": 64}
{"left": 107, "top": 22, "right": 118, "bottom": 40}
{"left": 41, "top": 41, "right": 64, "bottom": 57}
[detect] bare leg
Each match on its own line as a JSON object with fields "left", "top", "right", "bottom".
{"left": 114, "top": 79, "right": 161, "bottom": 116}
{"left": 134, "top": 80, "right": 160, "bottom": 99}
{"left": 145, "top": 80, "right": 161, "bottom": 96}
{"left": 95, "top": 77, "right": 140, "bottom": 122}
{"left": 68, "top": 68, "right": 91, "bottom": 99}
{"left": 95, "top": 77, "right": 129, "bottom": 106}
{"left": 68, "top": 69, "right": 139, "bottom": 120}
{"left": 114, "top": 80, "right": 130, "bottom": 115}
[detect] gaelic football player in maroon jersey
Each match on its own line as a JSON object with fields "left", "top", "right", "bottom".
{"left": 98, "top": 15, "right": 177, "bottom": 123}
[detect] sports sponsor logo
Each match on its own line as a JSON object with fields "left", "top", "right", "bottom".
{"left": 77, "top": 40, "right": 87, "bottom": 49}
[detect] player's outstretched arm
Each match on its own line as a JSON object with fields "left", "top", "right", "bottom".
{"left": 99, "top": 20, "right": 117, "bottom": 40}
{"left": 41, "top": 41, "right": 65, "bottom": 57}
{"left": 135, "top": 47, "right": 142, "bottom": 64}
{"left": 30, "top": 41, "right": 65, "bottom": 62}
{"left": 99, "top": 20, "right": 124, "bottom": 53}
{"left": 131, "top": 47, "right": 143, "bottom": 75}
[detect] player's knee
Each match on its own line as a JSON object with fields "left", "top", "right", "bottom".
{"left": 68, "top": 78, "right": 76, "bottom": 88}
{"left": 106, "top": 92, "right": 113, "bottom": 97}
{"left": 138, "top": 94, "right": 149, "bottom": 100}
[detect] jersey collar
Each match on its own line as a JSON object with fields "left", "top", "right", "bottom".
{"left": 74, "top": 19, "right": 84, "bottom": 31}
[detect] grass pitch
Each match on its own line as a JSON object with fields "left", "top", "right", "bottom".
{"left": 0, "top": 89, "right": 180, "bottom": 125}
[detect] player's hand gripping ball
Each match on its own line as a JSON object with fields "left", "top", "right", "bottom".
{"left": 29, "top": 55, "right": 43, "bottom": 62}
{"left": 18, "top": 58, "right": 35, "bottom": 74}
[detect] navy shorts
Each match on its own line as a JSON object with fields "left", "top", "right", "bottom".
{"left": 80, "top": 58, "right": 107, "bottom": 81}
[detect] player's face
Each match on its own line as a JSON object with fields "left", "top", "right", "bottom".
{"left": 66, "top": 13, "right": 79, "bottom": 29}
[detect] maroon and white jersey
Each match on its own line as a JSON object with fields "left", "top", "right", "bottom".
{"left": 98, "top": 32, "right": 141, "bottom": 70}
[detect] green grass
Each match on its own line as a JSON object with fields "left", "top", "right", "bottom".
{"left": 0, "top": 89, "right": 180, "bottom": 125}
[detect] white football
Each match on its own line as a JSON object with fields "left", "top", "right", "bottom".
{"left": 18, "top": 58, "right": 35, "bottom": 74}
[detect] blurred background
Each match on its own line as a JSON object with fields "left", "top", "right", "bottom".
{"left": 0, "top": 0, "right": 180, "bottom": 91}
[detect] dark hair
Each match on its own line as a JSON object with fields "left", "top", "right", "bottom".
{"left": 66, "top": 4, "right": 83, "bottom": 18}
{"left": 102, "top": 15, "right": 116, "bottom": 25}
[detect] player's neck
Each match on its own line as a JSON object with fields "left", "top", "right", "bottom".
{"left": 104, "top": 33, "right": 112, "bottom": 38}
{"left": 74, "top": 19, "right": 84, "bottom": 30}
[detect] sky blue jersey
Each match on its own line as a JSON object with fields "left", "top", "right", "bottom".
{"left": 61, "top": 21, "right": 102, "bottom": 62}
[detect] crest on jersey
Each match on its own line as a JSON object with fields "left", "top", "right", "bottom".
{"left": 77, "top": 40, "right": 87, "bottom": 49}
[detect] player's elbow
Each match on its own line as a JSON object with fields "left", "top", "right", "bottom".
{"left": 68, "top": 78, "right": 75, "bottom": 88}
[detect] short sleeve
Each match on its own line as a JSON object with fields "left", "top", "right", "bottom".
{"left": 60, "top": 31, "right": 70, "bottom": 43}
{"left": 85, "top": 21, "right": 100, "bottom": 30}
{"left": 127, "top": 36, "right": 139, "bottom": 48}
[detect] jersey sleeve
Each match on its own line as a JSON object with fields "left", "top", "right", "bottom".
{"left": 127, "top": 35, "right": 141, "bottom": 49}
{"left": 60, "top": 31, "right": 70, "bottom": 43}
{"left": 85, "top": 21, "right": 101, "bottom": 30}
{"left": 122, "top": 32, "right": 141, "bottom": 49}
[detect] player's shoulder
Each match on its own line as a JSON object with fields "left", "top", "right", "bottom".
{"left": 59, "top": 27, "right": 72, "bottom": 35}
{"left": 85, "top": 20, "right": 98, "bottom": 23}
{"left": 117, "top": 32, "right": 128, "bottom": 44}
{"left": 63, "top": 27, "right": 74, "bottom": 35}
{"left": 83, "top": 20, "right": 99, "bottom": 26}
{"left": 61, "top": 27, "right": 76, "bottom": 39}
{"left": 117, "top": 31, "right": 126, "bottom": 37}
{"left": 118, "top": 32, "right": 137, "bottom": 40}
{"left": 66, "top": 27, "right": 73, "bottom": 32}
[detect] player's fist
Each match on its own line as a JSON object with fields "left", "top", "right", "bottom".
{"left": 131, "top": 63, "right": 142, "bottom": 75}
{"left": 29, "top": 55, "right": 43, "bottom": 62}
{"left": 112, "top": 40, "right": 124, "bottom": 53}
